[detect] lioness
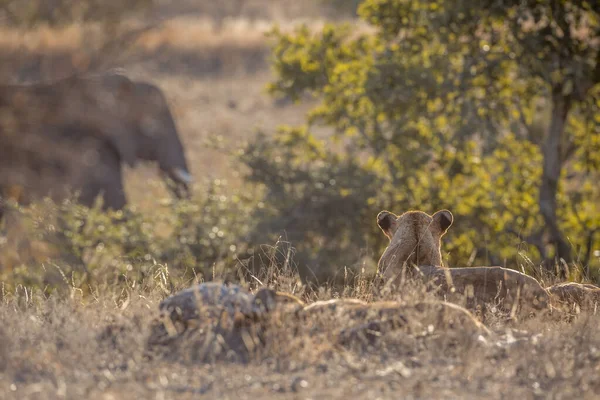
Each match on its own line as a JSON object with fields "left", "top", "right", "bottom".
{"left": 377, "top": 208, "right": 600, "bottom": 315}
{"left": 376, "top": 209, "right": 550, "bottom": 315}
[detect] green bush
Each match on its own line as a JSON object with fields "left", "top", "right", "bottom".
{"left": 0, "top": 179, "right": 267, "bottom": 293}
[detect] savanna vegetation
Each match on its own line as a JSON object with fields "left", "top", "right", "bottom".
{"left": 259, "top": 0, "right": 600, "bottom": 281}
{"left": 0, "top": 1, "right": 599, "bottom": 399}
{"left": 2, "top": 0, "right": 598, "bottom": 291}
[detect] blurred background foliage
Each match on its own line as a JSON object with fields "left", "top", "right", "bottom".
{"left": 0, "top": 179, "right": 264, "bottom": 294}
{"left": 0, "top": 0, "right": 153, "bottom": 26}
{"left": 0, "top": 0, "right": 598, "bottom": 293}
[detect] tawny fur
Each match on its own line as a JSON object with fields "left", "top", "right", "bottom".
{"left": 376, "top": 208, "right": 600, "bottom": 316}
{"left": 377, "top": 209, "right": 453, "bottom": 279}
{"left": 376, "top": 208, "right": 551, "bottom": 315}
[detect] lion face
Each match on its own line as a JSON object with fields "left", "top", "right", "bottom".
{"left": 377, "top": 209, "right": 453, "bottom": 278}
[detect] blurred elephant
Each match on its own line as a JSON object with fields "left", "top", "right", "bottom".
{"left": 0, "top": 72, "right": 192, "bottom": 218}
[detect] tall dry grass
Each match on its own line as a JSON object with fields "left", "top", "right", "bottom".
{"left": 1, "top": 259, "right": 600, "bottom": 399}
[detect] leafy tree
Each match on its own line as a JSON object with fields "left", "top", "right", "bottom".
{"left": 418, "top": 0, "right": 600, "bottom": 267}
{"left": 239, "top": 0, "right": 599, "bottom": 282}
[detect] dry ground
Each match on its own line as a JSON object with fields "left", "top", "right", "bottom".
{"left": 1, "top": 275, "right": 600, "bottom": 400}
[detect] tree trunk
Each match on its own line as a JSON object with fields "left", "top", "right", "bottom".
{"left": 539, "top": 90, "right": 572, "bottom": 271}
{"left": 583, "top": 230, "right": 596, "bottom": 278}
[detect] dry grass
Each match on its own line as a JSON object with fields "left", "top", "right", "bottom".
{"left": 1, "top": 267, "right": 600, "bottom": 400}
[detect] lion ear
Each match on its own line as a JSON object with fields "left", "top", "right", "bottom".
{"left": 377, "top": 211, "right": 398, "bottom": 240}
{"left": 432, "top": 210, "right": 453, "bottom": 235}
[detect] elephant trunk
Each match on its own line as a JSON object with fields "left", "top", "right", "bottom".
{"left": 156, "top": 110, "right": 193, "bottom": 200}
{"left": 165, "top": 167, "right": 193, "bottom": 199}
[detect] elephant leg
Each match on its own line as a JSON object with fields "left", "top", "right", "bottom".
{"left": 78, "top": 146, "right": 127, "bottom": 211}
{"left": 97, "top": 170, "right": 127, "bottom": 212}
{"left": 0, "top": 185, "right": 27, "bottom": 227}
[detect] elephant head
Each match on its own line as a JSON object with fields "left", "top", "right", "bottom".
{"left": 90, "top": 73, "right": 193, "bottom": 199}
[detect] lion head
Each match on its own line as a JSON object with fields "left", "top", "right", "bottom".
{"left": 377, "top": 209, "right": 453, "bottom": 279}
